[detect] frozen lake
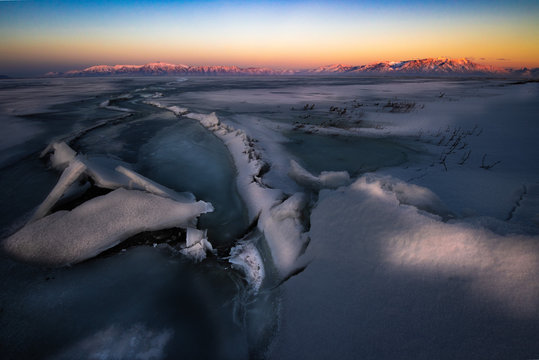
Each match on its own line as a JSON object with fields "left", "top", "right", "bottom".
{"left": 1, "top": 76, "right": 538, "bottom": 359}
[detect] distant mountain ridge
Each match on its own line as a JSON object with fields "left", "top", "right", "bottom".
{"left": 47, "top": 58, "right": 537, "bottom": 77}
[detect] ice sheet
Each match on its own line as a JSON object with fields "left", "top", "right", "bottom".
{"left": 30, "top": 159, "right": 87, "bottom": 222}
{"left": 3, "top": 188, "right": 213, "bottom": 266}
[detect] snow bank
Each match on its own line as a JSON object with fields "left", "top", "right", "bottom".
{"left": 3, "top": 188, "right": 213, "bottom": 266}
{"left": 184, "top": 111, "right": 310, "bottom": 280}
{"left": 144, "top": 100, "right": 188, "bottom": 116}
{"left": 318, "top": 175, "right": 539, "bottom": 315}
{"left": 288, "top": 159, "right": 350, "bottom": 190}
{"left": 270, "top": 174, "right": 539, "bottom": 359}
{"left": 185, "top": 112, "right": 220, "bottom": 128}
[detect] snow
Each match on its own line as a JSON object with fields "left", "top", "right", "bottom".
{"left": 288, "top": 159, "right": 350, "bottom": 189}
{"left": 229, "top": 239, "right": 265, "bottom": 294}
{"left": 3, "top": 188, "right": 213, "bottom": 266}
{"left": 180, "top": 228, "right": 215, "bottom": 262}
{"left": 143, "top": 100, "right": 188, "bottom": 116}
{"left": 183, "top": 111, "right": 310, "bottom": 280}
{"left": 42, "top": 141, "right": 77, "bottom": 170}
{"left": 2, "top": 76, "right": 538, "bottom": 359}
{"left": 265, "top": 81, "right": 539, "bottom": 359}
{"left": 185, "top": 111, "right": 220, "bottom": 128}
{"left": 30, "top": 159, "right": 87, "bottom": 222}
{"left": 269, "top": 174, "right": 539, "bottom": 359}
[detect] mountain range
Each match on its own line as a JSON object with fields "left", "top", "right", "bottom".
{"left": 46, "top": 58, "right": 538, "bottom": 78}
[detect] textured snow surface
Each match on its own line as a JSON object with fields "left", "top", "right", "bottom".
{"left": 269, "top": 175, "right": 539, "bottom": 359}
{"left": 229, "top": 240, "right": 265, "bottom": 293}
{"left": 3, "top": 188, "right": 213, "bottom": 266}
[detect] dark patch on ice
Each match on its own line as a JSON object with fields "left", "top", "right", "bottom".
{"left": 65, "top": 113, "right": 133, "bottom": 146}
{"left": 257, "top": 162, "right": 271, "bottom": 178}
{"left": 50, "top": 184, "right": 112, "bottom": 213}
{"left": 96, "top": 227, "right": 187, "bottom": 260}
{"left": 235, "top": 214, "right": 260, "bottom": 243}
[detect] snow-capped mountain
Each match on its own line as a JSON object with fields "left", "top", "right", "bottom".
{"left": 307, "top": 58, "right": 509, "bottom": 76}
{"left": 61, "top": 62, "right": 283, "bottom": 76}
{"left": 50, "top": 58, "right": 534, "bottom": 77}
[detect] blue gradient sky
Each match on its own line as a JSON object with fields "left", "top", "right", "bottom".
{"left": 1, "top": 0, "right": 538, "bottom": 75}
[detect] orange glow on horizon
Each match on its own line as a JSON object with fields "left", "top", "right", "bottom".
{"left": 1, "top": 1, "right": 538, "bottom": 74}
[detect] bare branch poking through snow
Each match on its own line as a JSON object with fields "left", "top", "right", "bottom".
{"left": 480, "top": 154, "right": 501, "bottom": 170}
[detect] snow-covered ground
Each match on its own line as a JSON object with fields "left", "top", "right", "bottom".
{"left": 1, "top": 76, "right": 538, "bottom": 359}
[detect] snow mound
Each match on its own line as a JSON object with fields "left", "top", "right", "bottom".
{"left": 359, "top": 174, "right": 452, "bottom": 218}
{"left": 289, "top": 159, "right": 350, "bottom": 189}
{"left": 3, "top": 188, "right": 213, "bottom": 266}
{"left": 318, "top": 175, "right": 539, "bottom": 315}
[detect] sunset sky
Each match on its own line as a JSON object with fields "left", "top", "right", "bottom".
{"left": 1, "top": 0, "right": 538, "bottom": 76}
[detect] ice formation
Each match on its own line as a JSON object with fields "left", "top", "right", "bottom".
{"left": 115, "top": 165, "right": 195, "bottom": 203}
{"left": 3, "top": 188, "right": 213, "bottom": 266}
{"left": 34, "top": 142, "right": 196, "bottom": 220}
{"left": 41, "top": 141, "right": 77, "bottom": 170}
{"left": 30, "top": 159, "right": 87, "bottom": 222}
{"left": 144, "top": 100, "right": 188, "bottom": 116}
{"left": 288, "top": 159, "right": 350, "bottom": 190}
{"left": 229, "top": 240, "right": 265, "bottom": 293}
{"left": 183, "top": 111, "right": 310, "bottom": 280}
{"left": 8, "top": 141, "right": 216, "bottom": 265}
{"left": 180, "top": 228, "right": 215, "bottom": 262}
